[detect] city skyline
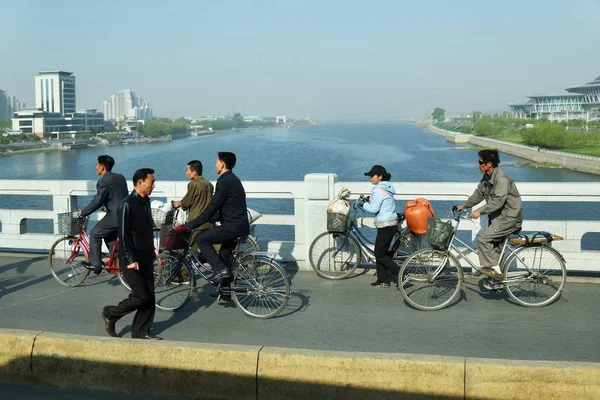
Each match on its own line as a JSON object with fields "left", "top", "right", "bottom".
{"left": 1, "top": 0, "right": 600, "bottom": 120}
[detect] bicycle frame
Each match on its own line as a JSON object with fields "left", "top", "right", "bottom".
{"left": 163, "top": 243, "right": 283, "bottom": 295}
{"left": 435, "top": 212, "right": 544, "bottom": 283}
{"left": 332, "top": 206, "right": 412, "bottom": 264}
{"left": 66, "top": 225, "right": 120, "bottom": 274}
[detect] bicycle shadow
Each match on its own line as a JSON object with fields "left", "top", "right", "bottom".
{"left": 0, "top": 256, "right": 52, "bottom": 299}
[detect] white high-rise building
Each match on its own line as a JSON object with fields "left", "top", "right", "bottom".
{"left": 101, "top": 89, "right": 153, "bottom": 121}
{"left": 35, "top": 71, "right": 76, "bottom": 115}
{"left": 0, "top": 90, "right": 26, "bottom": 119}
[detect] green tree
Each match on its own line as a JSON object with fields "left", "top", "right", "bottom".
{"left": 432, "top": 107, "right": 445, "bottom": 123}
{"left": 0, "top": 119, "right": 11, "bottom": 130}
{"left": 232, "top": 113, "right": 246, "bottom": 128}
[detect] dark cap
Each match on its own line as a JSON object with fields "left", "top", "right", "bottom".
{"left": 364, "top": 165, "right": 387, "bottom": 177}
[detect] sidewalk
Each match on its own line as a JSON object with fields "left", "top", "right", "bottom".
{"left": 0, "top": 253, "right": 599, "bottom": 362}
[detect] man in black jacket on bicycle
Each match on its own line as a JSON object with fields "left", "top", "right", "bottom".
{"left": 185, "top": 152, "right": 250, "bottom": 282}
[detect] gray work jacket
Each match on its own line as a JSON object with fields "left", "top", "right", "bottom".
{"left": 463, "top": 167, "right": 523, "bottom": 224}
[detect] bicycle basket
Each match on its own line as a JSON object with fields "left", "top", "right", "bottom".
{"left": 425, "top": 217, "right": 454, "bottom": 249}
{"left": 57, "top": 212, "right": 88, "bottom": 235}
{"left": 327, "top": 212, "right": 348, "bottom": 233}
{"left": 151, "top": 208, "right": 169, "bottom": 228}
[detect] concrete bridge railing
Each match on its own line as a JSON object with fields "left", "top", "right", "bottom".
{"left": 0, "top": 175, "right": 599, "bottom": 272}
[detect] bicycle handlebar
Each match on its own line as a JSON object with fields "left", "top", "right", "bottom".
{"left": 451, "top": 206, "right": 471, "bottom": 221}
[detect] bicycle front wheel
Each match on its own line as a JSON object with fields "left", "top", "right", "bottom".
{"left": 309, "top": 232, "right": 361, "bottom": 279}
{"left": 503, "top": 245, "right": 566, "bottom": 307}
{"left": 232, "top": 256, "right": 290, "bottom": 319}
{"left": 154, "top": 251, "right": 194, "bottom": 312}
{"left": 48, "top": 237, "right": 89, "bottom": 287}
{"left": 399, "top": 248, "right": 463, "bottom": 311}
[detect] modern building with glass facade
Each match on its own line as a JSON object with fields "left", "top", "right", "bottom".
{"left": 509, "top": 75, "right": 600, "bottom": 121}
{"left": 12, "top": 71, "right": 104, "bottom": 138}
{"left": 35, "top": 71, "right": 76, "bottom": 115}
{"left": 12, "top": 108, "right": 104, "bottom": 139}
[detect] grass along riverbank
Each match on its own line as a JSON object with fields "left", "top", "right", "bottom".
{"left": 436, "top": 118, "right": 600, "bottom": 157}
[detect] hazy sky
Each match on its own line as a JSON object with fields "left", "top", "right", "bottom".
{"left": 1, "top": 0, "right": 600, "bottom": 120}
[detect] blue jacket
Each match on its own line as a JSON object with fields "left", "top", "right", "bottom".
{"left": 361, "top": 181, "right": 398, "bottom": 227}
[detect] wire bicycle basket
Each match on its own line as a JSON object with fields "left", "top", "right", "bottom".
{"left": 57, "top": 212, "right": 88, "bottom": 235}
{"left": 425, "top": 217, "right": 454, "bottom": 249}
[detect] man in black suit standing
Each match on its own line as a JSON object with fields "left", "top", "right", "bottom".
{"left": 186, "top": 152, "right": 250, "bottom": 282}
{"left": 79, "top": 155, "right": 129, "bottom": 275}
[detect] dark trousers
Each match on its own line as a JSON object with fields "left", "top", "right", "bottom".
{"left": 89, "top": 218, "right": 117, "bottom": 268}
{"left": 104, "top": 260, "right": 155, "bottom": 338}
{"left": 374, "top": 226, "right": 400, "bottom": 283}
{"left": 194, "top": 227, "right": 236, "bottom": 272}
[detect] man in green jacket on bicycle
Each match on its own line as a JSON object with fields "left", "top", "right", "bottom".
{"left": 457, "top": 149, "right": 523, "bottom": 280}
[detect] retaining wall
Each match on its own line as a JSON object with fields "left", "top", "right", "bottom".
{"left": 428, "top": 124, "right": 600, "bottom": 175}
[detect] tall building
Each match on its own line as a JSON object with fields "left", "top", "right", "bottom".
{"left": 35, "top": 71, "right": 76, "bottom": 115}
{"left": 101, "top": 89, "right": 153, "bottom": 121}
{"left": 11, "top": 71, "right": 103, "bottom": 138}
{"left": 0, "top": 89, "right": 26, "bottom": 119}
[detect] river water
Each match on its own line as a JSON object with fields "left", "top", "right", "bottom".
{"left": 1, "top": 122, "right": 599, "bottom": 245}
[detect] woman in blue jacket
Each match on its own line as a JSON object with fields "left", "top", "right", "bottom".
{"left": 360, "top": 165, "right": 399, "bottom": 288}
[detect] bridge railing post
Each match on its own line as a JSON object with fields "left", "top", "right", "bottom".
{"left": 303, "top": 173, "right": 338, "bottom": 267}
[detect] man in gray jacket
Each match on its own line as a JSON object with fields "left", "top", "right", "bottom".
{"left": 79, "top": 155, "right": 129, "bottom": 275}
{"left": 457, "top": 150, "right": 523, "bottom": 280}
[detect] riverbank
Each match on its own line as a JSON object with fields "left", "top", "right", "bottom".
{"left": 427, "top": 124, "right": 600, "bottom": 176}
{"left": 0, "top": 135, "right": 172, "bottom": 157}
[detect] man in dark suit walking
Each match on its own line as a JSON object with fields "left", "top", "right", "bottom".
{"left": 79, "top": 155, "right": 129, "bottom": 275}
{"left": 102, "top": 168, "right": 161, "bottom": 340}
{"left": 186, "top": 152, "right": 250, "bottom": 282}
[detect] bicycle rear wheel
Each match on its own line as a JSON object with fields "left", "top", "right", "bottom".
{"left": 309, "top": 232, "right": 361, "bottom": 279}
{"left": 235, "top": 235, "right": 260, "bottom": 253}
{"left": 232, "top": 256, "right": 290, "bottom": 319}
{"left": 154, "top": 251, "right": 194, "bottom": 312}
{"left": 399, "top": 248, "right": 463, "bottom": 311}
{"left": 48, "top": 237, "right": 89, "bottom": 287}
{"left": 393, "top": 228, "right": 427, "bottom": 257}
{"left": 503, "top": 245, "right": 566, "bottom": 307}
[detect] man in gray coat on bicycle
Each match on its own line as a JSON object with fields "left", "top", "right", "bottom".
{"left": 457, "top": 149, "right": 523, "bottom": 280}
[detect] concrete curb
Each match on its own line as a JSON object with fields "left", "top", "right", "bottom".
{"left": 257, "top": 347, "right": 464, "bottom": 399}
{"left": 0, "top": 328, "right": 598, "bottom": 399}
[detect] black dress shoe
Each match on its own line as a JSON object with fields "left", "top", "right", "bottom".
{"left": 83, "top": 261, "right": 102, "bottom": 275}
{"left": 133, "top": 334, "right": 163, "bottom": 340}
{"left": 370, "top": 279, "right": 382, "bottom": 286}
{"left": 212, "top": 268, "right": 232, "bottom": 281}
{"left": 101, "top": 311, "right": 117, "bottom": 337}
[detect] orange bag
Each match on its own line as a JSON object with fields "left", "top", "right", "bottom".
{"left": 404, "top": 198, "right": 436, "bottom": 235}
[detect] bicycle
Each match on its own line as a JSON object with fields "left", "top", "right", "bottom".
{"left": 398, "top": 207, "right": 567, "bottom": 310}
{"left": 154, "top": 228, "right": 291, "bottom": 319}
{"left": 309, "top": 194, "right": 427, "bottom": 279}
{"left": 48, "top": 212, "right": 131, "bottom": 289}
